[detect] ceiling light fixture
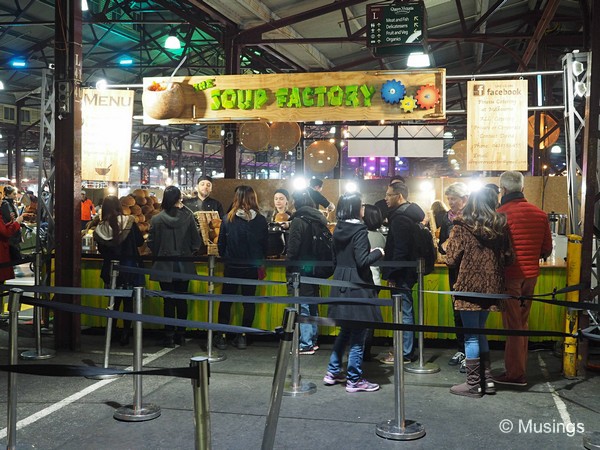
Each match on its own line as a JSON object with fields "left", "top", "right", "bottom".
{"left": 95, "top": 79, "right": 108, "bottom": 90}
{"left": 407, "top": 52, "right": 430, "bottom": 68}
{"left": 551, "top": 145, "right": 562, "bottom": 154}
{"left": 119, "top": 57, "right": 133, "bottom": 66}
{"left": 164, "top": 34, "right": 181, "bottom": 50}
{"left": 572, "top": 61, "right": 585, "bottom": 77}
{"left": 10, "top": 59, "right": 27, "bottom": 68}
{"left": 0, "top": 81, "right": 4, "bottom": 90}
{"left": 81, "top": 0, "right": 89, "bottom": 12}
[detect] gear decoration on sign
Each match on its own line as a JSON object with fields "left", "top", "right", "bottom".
{"left": 415, "top": 84, "right": 441, "bottom": 109}
{"left": 400, "top": 95, "right": 417, "bottom": 113}
{"left": 380, "top": 79, "right": 406, "bottom": 104}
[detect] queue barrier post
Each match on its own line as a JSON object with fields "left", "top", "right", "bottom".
{"left": 190, "top": 356, "right": 211, "bottom": 450}
{"left": 114, "top": 286, "right": 161, "bottom": 421}
{"left": 7, "top": 288, "right": 26, "bottom": 450}
{"left": 20, "top": 251, "right": 55, "bottom": 360}
{"left": 284, "top": 272, "right": 316, "bottom": 397}
{"left": 405, "top": 258, "right": 440, "bottom": 374}
{"left": 376, "top": 293, "right": 425, "bottom": 441}
{"left": 88, "top": 260, "right": 123, "bottom": 380}
{"left": 262, "top": 307, "right": 297, "bottom": 450}
{"left": 196, "top": 255, "right": 226, "bottom": 363}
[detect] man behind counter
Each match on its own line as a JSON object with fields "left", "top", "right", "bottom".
{"left": 183, "top": 175, "right": 224, "bottom": 218}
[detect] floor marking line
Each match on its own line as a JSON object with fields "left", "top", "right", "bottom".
{"left": 537, "top": 353, "right": 573, "bottom": 426}
{"left": 0, "top": 345, "right": 177, "bottom": 439}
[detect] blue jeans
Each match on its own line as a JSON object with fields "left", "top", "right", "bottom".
{"left": 299, "top": 303, "right": 319, "bottom": 350}
{"left": 460, "top": 310, "right": 490, "bottom": 359}
{"left": 327, "top": 328, "right": 367, "bottom": 383}
{"left": 398, "top": 283, "right": 414, "bottom": 357}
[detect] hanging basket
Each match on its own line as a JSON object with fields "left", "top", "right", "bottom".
{"left": 240, "top": 122, "right": 270, "bottom": 152}
{"left": 527, "top": 113, "right": 559, "bottom": 149}
{"left": 269, "top": 122, "right": 301, "bottom": 151}
{"left": 305, "top": 141, "right": 338, "bottom": 173}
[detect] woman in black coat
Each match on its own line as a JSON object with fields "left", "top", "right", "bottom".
{"left": 94, "top": 196, "right": 144, "bottom": 345}
{"left": 323, "top": 192, "right": 384, "bottom": 393}
{"left": 216, "top": 185, "right": 268, "bottom": 350}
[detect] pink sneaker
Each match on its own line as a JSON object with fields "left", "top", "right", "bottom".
{"left": 346, "top": 379, "right": 380, "bottom": 393}
{"left": 323, "top": 371, "right": 346, "bottom": 386}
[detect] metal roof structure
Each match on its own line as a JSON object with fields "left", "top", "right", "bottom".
{"left": 0, "top": 0, "right": 591, "bottom": 178}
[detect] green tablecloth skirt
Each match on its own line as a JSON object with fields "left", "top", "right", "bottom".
{"left": 80, "top": 260, "right": 567, "bottom": 342}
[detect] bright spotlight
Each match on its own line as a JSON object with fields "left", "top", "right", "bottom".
{"left": 345, "top": 181, "right": 358, "bottom": 193}
{"left": 292, "top": 177, "right": 308, "bottom": 191}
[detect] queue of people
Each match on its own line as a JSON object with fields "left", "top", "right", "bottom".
{"left": 90, "top": 171, "right": 552, "bottom": 397}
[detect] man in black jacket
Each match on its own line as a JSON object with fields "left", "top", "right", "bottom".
{"left": 286, "top": 189, "right": 328, "bottom": 355}
{"left": 183, "top": 175, "right": 224, "bottom": 218}
{"left": 374, "top": 175, "right": 405, "bottom": 222}
{"left": 382, "top": 181, "right": 424, "bottom": 363}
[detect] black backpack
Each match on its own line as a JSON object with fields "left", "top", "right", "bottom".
{"left": 299, "top": 216, "right": 334, "bottom": 278}
{"left": 397, "top": 204, "right": 436, "bottom": 276}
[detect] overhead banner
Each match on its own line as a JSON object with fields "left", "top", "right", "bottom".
{"left": 142, "top": 70, "right": 445, "bottom": 124}
{"left": 466, "top": 80, "right": 528, "bottom": 171}
{"left": 82, "top": 88, "right": 134, "bottom": 182}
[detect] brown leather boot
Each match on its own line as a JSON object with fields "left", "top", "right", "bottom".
{"left": 450, "top": 358, "right": 483, "bottom": 398}
{"left": 480, "top": 352, "right": 495, "bottom": 394}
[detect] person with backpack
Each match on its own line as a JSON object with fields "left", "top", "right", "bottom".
{"left": 323, "top": 192, "right": 384, "bottom": 393}
{"left": 1, "top": 186, "right": 23, "bottom": 263}
{"left": 286, "top": 189, "right": 330, "bottom": 355}
{"left": 94, "top": 196, "right": 145, "bottom": 346}
{"left": 381, "top": 181, "right": 426, "bottom": 364}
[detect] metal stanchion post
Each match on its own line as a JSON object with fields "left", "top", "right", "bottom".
{"left": 405, "top": 258, "right": 440, "bottom": 374}
{"left": 7, "top": 289, "right": 28, "bottom": 450}
{"left": 196, "top": 255, "right": 225, "bottom": 363}
{"left": 376, "top": 294, "right": 425, "bottom": 440}
{"left": 114, "top": 287, "right": 161, "bottom": 421}
{"left": 88, "top": 260, "right": 123, "bottom": 380}
{"left": 190, "top": 356, "right": 211, "bottom": 450}
{"left": 21, "top": 251, "right": 55, "bottom": 360}
{"left": 262, "top": 308, "right": 297, "bottom": 450}
{"left": 284, "top": 272, "right": 316, "bottom": 397}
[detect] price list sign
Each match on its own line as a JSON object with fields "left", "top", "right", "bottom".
{"left": 367, "top": 1, "right": 425, "bottom": 56}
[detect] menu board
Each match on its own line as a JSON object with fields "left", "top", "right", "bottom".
{"left": 367, "top": 1, "right": 425, "bottom": 56}
{"left": 81, "top": 89, "right": 134, "bottom": 182}
{"left": 466, "top": 80, "right": 528, "bottom": 171}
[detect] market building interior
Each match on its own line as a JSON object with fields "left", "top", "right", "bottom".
{"left": 1, "top": 1, "right": 600, "bottom": 449}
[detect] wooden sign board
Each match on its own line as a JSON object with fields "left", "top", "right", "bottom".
{"left": 142, "top": 70, "right": 445, "bottom": 124}
{"left": 466, "top": 80, "right": 528, "bottom": 171}
{"left": 82, "top": 88, "right": 134, "bottom": 182}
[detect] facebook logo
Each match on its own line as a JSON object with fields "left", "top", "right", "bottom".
{"left": 473, "top": 84, "right": 485, "bottom": 96}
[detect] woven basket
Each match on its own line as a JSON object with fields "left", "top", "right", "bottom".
{"left": 194, "top": 211, "right": 221, "bottom": 245}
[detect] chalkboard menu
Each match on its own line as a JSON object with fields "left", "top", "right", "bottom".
{"left": 367, "top": 1, "right": 426, "bottom": 56}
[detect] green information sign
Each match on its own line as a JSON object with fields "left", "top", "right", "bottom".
{"left": 367, "top": 1, "right": 426, "bottom": 56}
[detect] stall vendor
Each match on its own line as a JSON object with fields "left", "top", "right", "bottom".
{"left": 183, "top": 175, "right": 224, "bottom": 218}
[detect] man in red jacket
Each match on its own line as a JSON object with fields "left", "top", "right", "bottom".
{"left": 496, "top": 171, "right": 552, "bottom": 386}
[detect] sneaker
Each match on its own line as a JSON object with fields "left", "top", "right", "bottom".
{"left": 299, "top": 347, "right": 315, "bottom": 355}
{"left": 323, "top": 371, "right": 347, "bottom": 386}
{"left": 214, "top": 334, "right": 227, "bottom": 350}
{"left": 449, "top": 351, "right": 466, "bottom": 366}
{"left": 346, "top": 379, "right": 380, "bottom": 393}
{"left": 232, "top": 334, "right": 247, "bottom": 350}
{"left": 459, "top": 359, "right": 466, "bottom": 373}
{"left": 312, "top": 344, "right": 319, "bottom": 351}
{"left": 493, "top": 373, "right": 527, "bottom": 387}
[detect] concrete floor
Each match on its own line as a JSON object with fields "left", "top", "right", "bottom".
{"left": 0, "top": 323, "right": 599, "bottom": 450}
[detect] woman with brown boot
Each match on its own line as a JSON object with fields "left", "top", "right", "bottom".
{"left": 444, "top": 187, "right": 513, "bottom": 398}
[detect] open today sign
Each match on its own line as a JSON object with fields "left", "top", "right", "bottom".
{"left": 142, "top": 69, "right": 445, "bottom": 124}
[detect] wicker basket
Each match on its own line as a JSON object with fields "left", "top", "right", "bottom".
{"left": 194, "top": 211, "right": 221, "bottom": 256}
